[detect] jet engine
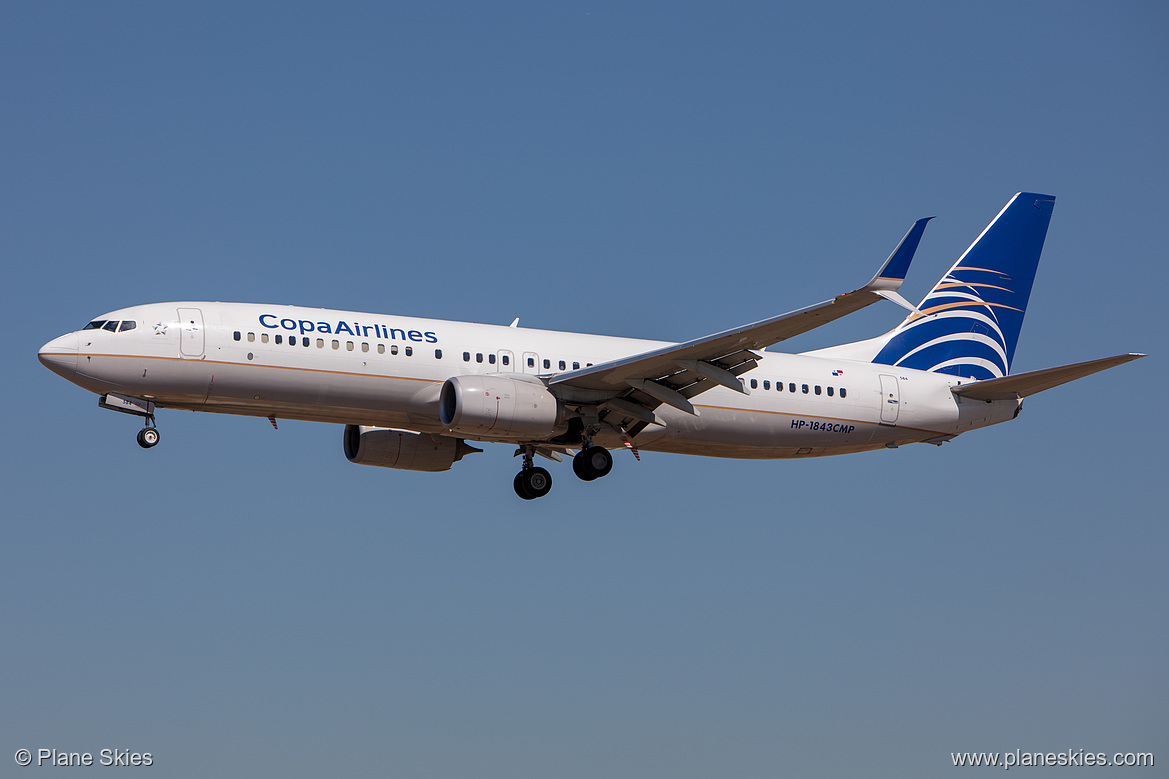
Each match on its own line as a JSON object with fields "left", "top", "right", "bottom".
{"left": 439, "top": 374, "right": 564, "bottom": 439}
{"left": 343, "top": 425, "right": 480, "bottom": 472}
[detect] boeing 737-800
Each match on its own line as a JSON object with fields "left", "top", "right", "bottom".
{"left": 39, "top": 193, "right": 1143, "bottom": 499}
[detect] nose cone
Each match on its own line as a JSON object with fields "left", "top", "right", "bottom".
{"left": 39, "top": 332, "right": 79, "bottom": 378}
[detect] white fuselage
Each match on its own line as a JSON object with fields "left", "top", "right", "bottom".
{"left": 39, "top": 302, "right": 1021, "bottom": 458}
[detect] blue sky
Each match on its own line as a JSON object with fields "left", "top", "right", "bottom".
{"left": 3, "top": 3, "right": 1166, "bottom": 777}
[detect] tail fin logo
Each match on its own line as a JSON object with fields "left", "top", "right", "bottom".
{"left": 872, "top": 193, "right": 1055, "bottom": 380}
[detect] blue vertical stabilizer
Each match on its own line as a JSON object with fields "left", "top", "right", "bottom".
{"left": 871, "top": 192, "right": 1055, "bottom": 379}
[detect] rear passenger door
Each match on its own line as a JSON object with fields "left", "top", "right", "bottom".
{"left": 879, "top": 374, "right": 900, "bottom": 424}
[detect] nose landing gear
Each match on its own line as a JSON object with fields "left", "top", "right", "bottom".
{"left": 135, "top": 425, "right": 160, "bottom": 449}
{"left": 98, "top": 393, "right": 161, "bottom": 449}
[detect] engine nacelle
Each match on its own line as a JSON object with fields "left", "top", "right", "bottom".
{"left": 343, "top": 425, "right": 479, "bottom": 472}
{"left": 439, "top": 374, "right": 564, "bottom": 439}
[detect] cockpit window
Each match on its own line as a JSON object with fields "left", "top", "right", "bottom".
{"left": 83, "top": 319, "right": 136, "bottom": 332}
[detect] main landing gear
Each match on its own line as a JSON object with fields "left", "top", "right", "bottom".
{"left": 513, "top": 439, "right": 615, "bottom": 500}
{"left": 514, "top": 446, "right": 553, "bottom": 500}
{"left": 572, "top": 446, "right": 612, "bottom": 481}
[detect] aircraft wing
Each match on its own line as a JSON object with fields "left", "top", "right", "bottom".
{"left": 951, "top": 353, "right": 1145, "bottom": 402}
{"left": 548, "top": 218, "right": 932, "bottom": 429}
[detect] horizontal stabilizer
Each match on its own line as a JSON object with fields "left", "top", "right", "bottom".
{"left": 951, "top": 353, "right": 1145, "bottom": 401}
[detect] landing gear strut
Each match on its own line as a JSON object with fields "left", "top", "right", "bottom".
{"left": 513, "top": 446, "right": 552, "bottom": 500}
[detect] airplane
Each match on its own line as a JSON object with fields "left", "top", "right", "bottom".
{"left": 38, "top": 192, "right": 1144, "bottom": 499}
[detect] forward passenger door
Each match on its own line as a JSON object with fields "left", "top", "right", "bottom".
{"left": 177, "top": 307, "right": 205, "bottom": 359}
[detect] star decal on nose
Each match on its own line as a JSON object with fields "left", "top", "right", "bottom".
{"left": 153, "top": 323, "right": 168, "bottom": 335}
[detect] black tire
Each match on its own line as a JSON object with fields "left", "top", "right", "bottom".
{"left": 581, "top": 446, "right": 613, "bottom": 479}
{"left": 514, "top": 472, "right": 536, "bottom": 500}
{"left": 137, "top": 428, "right": 160, "bottom": 449}
{"left": 573, "top": 451, "right": 598, "bottom": 481}
{"left": 520, "top": 467, "right": 553, "bottom": 499}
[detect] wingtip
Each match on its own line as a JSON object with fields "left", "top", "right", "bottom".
{"left": 865, "top": 215, "right": 932, "bottom": 291}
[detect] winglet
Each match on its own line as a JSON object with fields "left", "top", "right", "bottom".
{"left": 865, "top": 216, "right": 933, "bottom": 292}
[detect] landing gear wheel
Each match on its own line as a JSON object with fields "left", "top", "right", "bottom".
{"left": 136, "top": 427, "right": 160, "bottom": 449}
{"left": 514, "top": 467, "right": 553, "bottom": 499}
{"left": 573, "top": 453, "right": 597, "bottom": 481}
{"left": 513, "top": 472, "right": 535, "bottom": 500}
{"left": 573, "top": 446, "right": 612, "bottom": 481}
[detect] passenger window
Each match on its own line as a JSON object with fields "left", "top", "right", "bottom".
{"left": 750, "top": 379, "right": 758, "bottom": 389}
{"left": 776, "top": 381, "right": 784, "bottom": 391}
{"left": 827, "top": 386, "right": 834, "bottom": 397}
{"left": 332, "top": 340, "right": 340, "bottom": 350}
{"left": 573, "top": 361, "right": 580, "bottom": 370}
{"left": 543, "top": 359, "right": 551, "bottom": 369}
{"left": 789, "top": 383, "right": 796, "bottom": 393}
{"left": 405, "top": 346, "right": 413, "bottom": 356}
{"left": 814, "top": 385, "right": 821, "bottom": 395}
{"left": 317, "top": 338, "right": 324, "bottom": 348}
{"left": 361, "top": 342, "right": 369, "bottom": 352}
{"left": 346, "top": 341, "right": 354, "bottom": 351}
{"left": 527, "top": 357, "right": 535, "bottom": 368}
{"left": 119, "top": 321, "right": 136, "bottom": 332}
{"left": 275, "top": 334, "right": 283, "bottom": 344}
{"left": 233, "top": 331, "right": 241, "bottom": 341}
{"left": 291, "top": 337, "right": 298, "bottom": 346}
{"left": 247, "top": 332, "right": 255, "bottom": 342}
{"left": 763, "top": 380, "right": 770, "bottom": 390}
{"left": 377, "top": 344, "right": 385, "bottom": 354}
{"left": 501, "top": 355, "right": 509, "bottom": 366}
{"left": 558, "top": 360, "right": 566, "bottom": 370}
{"left": 303, "top": 337, "right": 310, "bottom": 347}
{"left": 261, "top": 333, "right": 269, "bottom": 344}
{"left": 463, "top": 352, "right": 471, "bottom": 362}
{"left": 435, "top": 349, "right": 443, "bottom": 359}
{"left": 840, "top": 388, "right": 847, "bottom": 399}
{"left": 390, "top": 345, "right": 398, "bottom": 355}
{"left": 489, "top": 354, "right": 496, "bottom": 364}
{"left": 103, "top": 320, "right": 119, "bottom": 332}
{"left": 476, "top": 353, "right": 484, "bottom": 363}
{"left": 802, "top": 384, "right": 809, "bottom": 394}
